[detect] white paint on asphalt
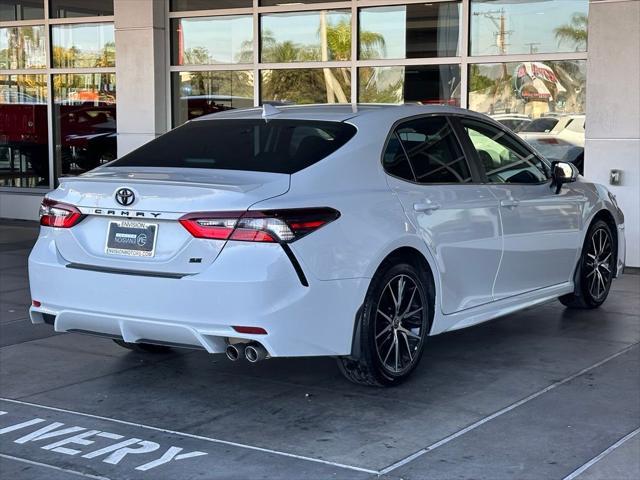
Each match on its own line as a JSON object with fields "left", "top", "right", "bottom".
{"left": 0, "top": 453, "right": 112, "bottom": 480}
{"left": 2, "top": 344, "right": 636, "bottom": 477}
{"left": 0, "top": 414, "right": 208, "bottom": 473}
{"left": 562, "top": 427, "right": 640, "bottom": 480}
{"left": 379, "top": 343, "right": 640, "bottom": 475}
{"left": 0, "top": 398, "right": 379, "bottom": 475}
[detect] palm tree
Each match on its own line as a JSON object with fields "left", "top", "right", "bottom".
{"left": 554, "top": 13, "right": 588, "bottom": 51}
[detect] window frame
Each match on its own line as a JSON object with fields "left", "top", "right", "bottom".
{"left": 451, "top": 114, "right": 552, "bottom": 186}
{"left": 380, "top": 113, "right": 483, "bottom": 186}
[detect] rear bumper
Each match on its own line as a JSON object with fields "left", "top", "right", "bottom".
{"left": 28, "top": 236, "right": 369, "bottom": 357}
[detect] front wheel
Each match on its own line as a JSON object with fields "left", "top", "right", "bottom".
{"left": 338, "top": 260, "right": 433, "bottom": 387}
{"left": 560, "top": 219, "right": 615, "bottom": 309}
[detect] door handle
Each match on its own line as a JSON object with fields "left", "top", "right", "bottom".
{"left": 500, "top": 199, "right": 520, "bottom": 209}
{"left": 414, "top": 202, "right": 441, "bottom": 213}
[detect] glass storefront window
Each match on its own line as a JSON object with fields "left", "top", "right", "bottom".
{"left": 469, "top": 60, "right": 586, "bottom": 117}
{"left": 170, "top": 0, "right": 252, "bottom": 11}
{"left": 171, "top": 16, "right": 253, "bottom": 65}
{"left": 0, "top": 0, "right": 44, "bottom": 21}
{"left": 53, "top": 73, "right": 116, "bottom": 180}
{"left": 261, "top": 68, "right": 350, "bottom": 104}
{"left": 469, "top": 60, "right": 586, "bottom": 161}
{"left": 0, "top": 74, "right": 49, "bottom": 188}
{"left": 261, "top": 10, "right": 351, "bottom": 63}
{"left": 51, "top": 23, "right": 115, "bottom": 68}
{"left": 470, "top": 0, "right": 588, "bottom": 56}
{"left": 0, "top": 26, "right": 46, "bottom": 70}
{"left": 49, "top": 0, "right": 114, "bottom": 18}
{"left": 359, "top": 65, "right": 461, "bottom": 106}
{"left": 172, "top": 70, "right": 254, "bottom": 127}
{"left": 358, "top": 3, "right": 460, "bottom": 60}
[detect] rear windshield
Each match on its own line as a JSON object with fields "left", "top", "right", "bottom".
{"left": 110, "top": 119, "right": 357, "bottom": 174}
{"left": 520, "top": 117, "right": 559, "bottom": 133}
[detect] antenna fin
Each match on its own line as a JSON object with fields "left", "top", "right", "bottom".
{"left": 262, "top": 103, "right": 281, "bottom": 118}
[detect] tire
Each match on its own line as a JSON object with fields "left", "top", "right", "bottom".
{"left": 112, "top": 339, "right": 171, "bottom": 354}
{"left": 337, "top": 259, "right": 433, "bottom": 387}
{"left": 559, "top": 219, "right": 615, "bottom": 309}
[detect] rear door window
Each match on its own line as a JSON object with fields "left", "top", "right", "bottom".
{"left": 382, "top": 133, "right": 415, "bottom": 181}
{"left": 395, "top": 116, "right": 472, "bottom": 184}
{"left": 110, "top": 119, "right": 357, "bottom": 174}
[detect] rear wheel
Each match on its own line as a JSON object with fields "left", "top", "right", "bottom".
{"left": 113, "top": 339, "right": 171, "bottom": 354}
{"left": 338, "top": 259, "right": 433, "bottom": 387}
{"left": 560, "top": 219, "right": 615, "bottom": 309}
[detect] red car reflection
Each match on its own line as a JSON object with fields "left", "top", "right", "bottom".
{"left": 0, "top": 101, "right": 117, "bottom": 177}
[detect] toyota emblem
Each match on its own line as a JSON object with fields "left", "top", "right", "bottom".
{"left": 115, "top": 188, "right": 135, "bottom": 206}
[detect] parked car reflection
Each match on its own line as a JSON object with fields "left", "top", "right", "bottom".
{"left": 56, "top": 102, "right": 117, "bottom": 175}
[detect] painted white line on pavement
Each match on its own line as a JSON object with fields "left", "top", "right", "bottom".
{"left": 0, "top": 453, "right": 112, "bottom": 480}
{"left": 0, "top": 397, "right": 378, "bottom": 475}
{"left": 562, "top": 427, "right": 640, "bottom": 480}
{"left": 379, "top": 343, "right": 639, "bottom": 475}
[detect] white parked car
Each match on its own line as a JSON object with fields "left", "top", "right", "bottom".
{"left": 29, "top": 105, "right": 625, "bottom": 386}
{"left": 490, "top": 113, "right": 532, "bottom": 132}
{"left": 519, "top": 114, "right": 586, "bottom": 172}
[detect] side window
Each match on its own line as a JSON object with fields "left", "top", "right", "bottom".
{"left": 382, "top": 133, "right": 415, "bottom": 181}
{"left": 396, "top": 116, "right": 471, "bottom": 184}
{"left": 461, "top": 119, "right": 549, "bottom": 184}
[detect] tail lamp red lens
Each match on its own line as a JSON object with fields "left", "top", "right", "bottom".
{"left": 179, "top": 208, "right": 340, "bottom": 243}
{"left": 39, "top": 198, "right": 84, "bottom": 228}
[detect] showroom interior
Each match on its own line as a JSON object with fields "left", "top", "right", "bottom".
{"left": 0, "top": 1, "right": 639, "bottom": 479}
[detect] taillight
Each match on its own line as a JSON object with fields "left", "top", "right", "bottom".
{"left": 179, "top": 208, "right": 340, "bottom": 243}
{"left": 39, "top": 198, "right": 84, "bottom": 228}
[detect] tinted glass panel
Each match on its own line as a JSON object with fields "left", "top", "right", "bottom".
{"left": 470, "top": 0, "right": 588, "bottom": 56}
{"left": 358, "top": 3, "right": 460, "bottom": 60}
{"left": 520, "top": 117, "right": 559, "bottom": 133}
{"left": 469, "top": 61, "right": 586, "bottom": 118}
{"left": 172, "top": 70, "right": 254, "bottom": 127}
{"left": 382, "top": 133, "right": 414, "bottom": 181}
{"left": 170, "top": 0, "right": 251, "bottom": 11}
{"left": 0, "top": 0, "right": 43, "bottom": 20}
{"left": 461, "top": 118, "right": 548, "bottom": 184}
{"left": 111, "top": 120, "right": 357, "bottom": 175}
{"left": 358, "top": 65, "right": 460, "bottom": 106}
{"left": 396, "top": 117, "right": 470, "bottom": 184}
{"left": 261, "top": 10, "right": 351, "bottom": 62}
{"left": 261, "top": 68, "right": 350, "bottom": 104}
{"left": 171, "top": 16, "right": 253, "bottom": 65}
{"left": 52, "top": 23, "right": 115, "bottom": 68}
{"left": 0, "top": 26, "right": 46, "bottom": 69}
{"left": 50, "top": 0, "right": 113, "bottom": 18}
{"left": 0, "top": 74, "right": 49, "bottom": 188}
{"left": 53, "top": 73, "right": 116, "bottom": 180}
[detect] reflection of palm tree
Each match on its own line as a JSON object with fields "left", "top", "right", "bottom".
{"left": 257, "top": 15, "right": 385, "bottom": 104}
{"left": 554, "top": 13, "right": 588, "bottom": 51}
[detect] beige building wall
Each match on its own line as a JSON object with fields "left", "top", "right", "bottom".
{"left": 585, "top": 0, "right": 640, "bottom": 267}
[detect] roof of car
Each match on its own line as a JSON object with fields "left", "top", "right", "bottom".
{"left": 193, "top": 103, "right": 489, "bottom": 124}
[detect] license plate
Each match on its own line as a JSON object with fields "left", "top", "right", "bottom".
{"left": 106, "top": 221, "right": 158, "bottom": 257}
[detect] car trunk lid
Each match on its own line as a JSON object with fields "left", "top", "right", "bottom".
{"left": 47, "top": 167, "right": 290, "bottom": 275}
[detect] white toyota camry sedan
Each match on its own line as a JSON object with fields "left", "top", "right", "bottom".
{"left": 28, "top": 104, "right": 625, "bottom": 386}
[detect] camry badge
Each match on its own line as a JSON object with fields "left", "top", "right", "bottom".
{"left": 115, "top": 188, "right": 135, "bottom": 206}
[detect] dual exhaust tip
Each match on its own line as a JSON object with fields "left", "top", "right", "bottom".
{"left": 226, "top": 343, "right": 267, "bottom": 363}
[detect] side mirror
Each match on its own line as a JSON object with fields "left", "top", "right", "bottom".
{"left": 552, "top": 161, "right": 579, "bottom": 194}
